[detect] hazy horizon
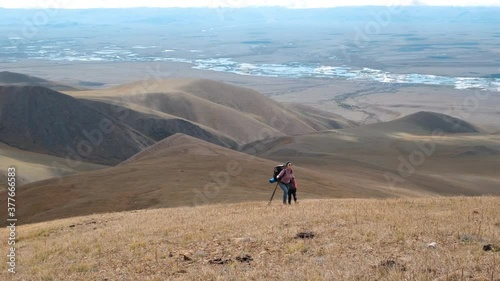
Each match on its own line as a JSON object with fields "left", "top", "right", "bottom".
{"left": 2, "top": 0, "right": 500, "bottom": 9}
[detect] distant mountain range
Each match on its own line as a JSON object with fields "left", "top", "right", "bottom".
{"left": 1, "top": 7, "right": 499, "bottom": 26}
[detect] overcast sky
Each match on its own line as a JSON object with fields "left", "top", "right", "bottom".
{"left": 1, "top": 0, "right": 500, "bottom": 9}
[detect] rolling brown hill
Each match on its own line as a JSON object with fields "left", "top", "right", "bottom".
{"left": 0, "top": 76, "right": 358, "bottom": 189}
{"left": 352, "top": 111, "right": 483, "bottom": 134}
{"left": 284, "top": 103, "right": 358, "bottom": 130}
{"left": 65, "top": 78, "right": 355, "bottom": 144}
{"left": 3, "top": 133, "right": 442, "bottom": 226}
{"left": 0, "top": 86, "right": 154, "bottom": 165}
{"left": 88, "top": 91, "right": 285, "bottom": 144}
{"left": 177, "top": 79, "right": 342, "bottom": 134}
{"left": 81, "top": 98, "right": 239, "bottom": 148}
{"left": 0, "top": 71, "right": 79, "bottom": 91}
{"left": 0, "top": 141, "right": 107, "bottom": 188}
{"left": 241, "top": 112, "right": 500, "bottom": 196}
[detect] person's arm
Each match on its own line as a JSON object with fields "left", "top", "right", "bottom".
{"left": 277, "top": 169, "right": 285, "bottom": 179}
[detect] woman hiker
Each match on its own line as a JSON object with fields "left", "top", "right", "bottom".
{"left": 276, "top": 161, "right": 298, "bottom": 205}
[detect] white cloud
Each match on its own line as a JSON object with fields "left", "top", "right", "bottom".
{"left": 1, "top": 0, "right": 499, "bottom": 9}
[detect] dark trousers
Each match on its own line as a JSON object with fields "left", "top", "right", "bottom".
{"left": 288, "top": 186, "right": 297, "bottom": 204}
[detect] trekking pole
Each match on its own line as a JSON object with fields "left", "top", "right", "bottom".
{"left": 268, "top": 182, "right": 279, "bottom": 205}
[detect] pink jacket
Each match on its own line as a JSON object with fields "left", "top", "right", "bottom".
{"left": 277, "top": 169, "right": 295, "bottom": 184}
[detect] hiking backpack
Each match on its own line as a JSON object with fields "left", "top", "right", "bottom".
{"left": 273, "top": 164, "right": 285, "bottom": 182}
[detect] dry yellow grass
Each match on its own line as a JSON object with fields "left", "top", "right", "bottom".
{"left": 1, "top": 197, "right": 499, "bottom": 280}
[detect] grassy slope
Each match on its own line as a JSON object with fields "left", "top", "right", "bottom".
{"left": 1, "top": 197, "right": 498, "bottom": 280}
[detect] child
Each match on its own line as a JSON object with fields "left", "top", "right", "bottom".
{"left": 288, "top": 178, "right": 298, "bottom": 204}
